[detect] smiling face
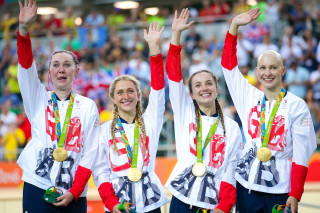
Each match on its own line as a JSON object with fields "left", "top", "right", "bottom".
{"left": 111, "top": 80, "right": 140, "bottom": 116}
{"left": 49, "top": 52, "right": 79, "bottom": 92}
{"left": 189, "top": 71, "right": 218, "bottom": 108}
{"left": 256, "top": 51, "right": 286, "bottom": 92}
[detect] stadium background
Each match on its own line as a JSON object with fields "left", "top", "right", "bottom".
{"left": 0, "top": 0, "right": 319, "bottom": 212}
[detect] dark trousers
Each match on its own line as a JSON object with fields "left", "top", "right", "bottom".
{"left": 23, "top": 182, "right": 87, "bottom": 213}
{"left": 169, "top": 196, "right": 201, "bottom": 213}
{"left": 109, "top": 207, "right": 161, "bottom": 213}
{"left": 147, "top": 207, "right": 161, "bottom": 213}
{"left": 236, "top": 182, "right": 289, "bottom": 213}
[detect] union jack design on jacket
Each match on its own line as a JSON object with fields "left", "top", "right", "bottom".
{"left": 221, "top": 31, "right": 317, "bottom": 200}
{"left": 165, "top": 44, "right": 242, "bottom": 213}
{"left": 16, "top": 32, "right": 100, "bottom": 200}
{"left": 92, "top": 54, "right": 168, "bottom": 213}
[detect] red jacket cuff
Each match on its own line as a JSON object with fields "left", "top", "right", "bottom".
{"left": 226, "top": 31, "right": 238, "bottom": 44}
{"left": 168, "top": 43, "right": 182, "bottom": 55}
{"left": 221, "top": 31, "right": 238, "bottom": 71}
{"left": 68, "top": 165, "right": 92, "bottom": 201}
{"left": 165, "top": 44, "right": 182, "bottom": 82}
{"left": 17, "top": 31, "right": 34, "bottom": 69}
{"left": 150, "top": 53, "right": 165, "bottom": 90}
{"left": 288, "top": 162, "right": 308, "bottom": 201}
{"left": 216, "top": 181, "right": 236, "bottom": 213}
{"left": 98, "top": 182, "right": 120, "bottom": 211}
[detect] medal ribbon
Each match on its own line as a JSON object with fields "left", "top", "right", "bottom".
{"left": 196, "top": 110, "right": 220, "bottom": 163}
{"left": 117, "top": 118, "right": 140, "bottom": 167}
{"left": 260, "top": 87, "right": 286, "bottom": 148}
{"left": 51, "top": 91, "right": 75, "bottom": 148}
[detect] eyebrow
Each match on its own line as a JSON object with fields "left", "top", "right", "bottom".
{"left": 52, "top": 60, "right": 72, "bottom": 63}
{"left": 194, "top": 79, "right": 213, "bottom": 84}
{"left": 258, "top": 64, "right": 278, "bottom": 67}
{"left": 116, "top": 88, "right": 135, "bottom": 91}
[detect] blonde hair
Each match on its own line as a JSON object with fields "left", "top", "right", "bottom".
{"left": 109, "top": 75, "right": 147, "bottom": 153}
{"left": 188, "top": 70, "right": 226, "bottom": 137}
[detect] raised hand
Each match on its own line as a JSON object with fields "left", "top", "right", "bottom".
{"left": 19, "top": 0, "right": 37, "bottom": 25}
{"left": 229, "top": 8, "right": 261, "bottom": 35}
{"left": 231, "top": 8, "right": 261, "bottom": 27}
{"left": 172, "top": 8, "right": 194, "bottom": 33}
{"left": 144, "top": 21, "right": 164, "bottom": 56}
{"left": 144, "top": 21, "right": 164, "bottom": 46}
{"left": 170, "top": 8, "right": 194, "bottom": 46}
{"left": 18, "top": 0, "right": 37, "bottom": 36}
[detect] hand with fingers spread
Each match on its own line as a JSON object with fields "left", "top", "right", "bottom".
{"left": 18, "top": 0, "right": 37, "bottom": 36}
{"left": 285, "top": 196, "right": 298, "bottom": 213}
{"left": 172, "top": 8, "right": 194, "bottom": 33}
{"left": 229, "top": 8, "right": 261, "bottom": 36}
{"left": 171, "top": 8, "right": 194, "bottom": 46}
{"left": 144, "top": 21, "right": 164, "bottom": 56}
{"left": 52, "top": 192, "right": 74, "bottom": 207}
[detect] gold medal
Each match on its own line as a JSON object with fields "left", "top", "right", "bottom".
{"left": 53, "top": 147, "right": 68, "bottom": 162}
{"left": 127, "top": 168, "right": 142, "bottom": 182}
{"left": 192, "top": 162, "right": 206, "bottom": 177}
{"left": 257, "top": 147, "right": 272, "bottom": 162}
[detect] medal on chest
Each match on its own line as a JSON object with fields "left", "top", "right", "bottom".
{"left": 258, "top": 88, "right": 286, "bottom": 162}
{"left": 192, "top": 111, "right": 220, "bottom": 177}
{"left": 127, "top": 167, "right": 142, "bottom": 182}
{"left": 53, "top": 147, "right": 68, "bottom": 162}
{"left": 117, "top": 117, "right": 142, "bottom": 182}
{"left": 51, "top": 91, "right": 75, "bottom": 162}
{"left": 257, "top": 147, "right": 272, "bottom": 162}
{"left": 192, "top": 162, "right": 207, "bottom": 177}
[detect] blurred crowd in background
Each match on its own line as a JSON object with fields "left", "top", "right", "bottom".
{"left": 0, "top": 0, "right": 320, "bottom": 162}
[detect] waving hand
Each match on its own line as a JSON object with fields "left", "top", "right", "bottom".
{"left": 172, "top": 8, "right": 194, "bottom": 33}
{"left": 171, "top": 8, "right": 194, "bottom": 46}
{"left": 18, "top": 0, "right": 37, "bottom": 36}
{"left": 144, "top": 21, "right": 164, "bottom": 55}
{"left": 229, "top": 8, "right": 261, "bottom": 36}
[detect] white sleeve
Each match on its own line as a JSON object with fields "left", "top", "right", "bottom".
{"left": 17, "top": 32, "right": 47, "bottom": 120}
{"left": 79, "top": 103, "right": 100, "bottom": 170}
{"left": 169, "top": 80, "right": 193, "bottom": 131}
{"left": 222, "top": 32, "right": 262, "bottom": 122}
{"left": 222, "top": 66, "right": 261, "bottom": 122}
{"left": 143, "top": 53, "right": 165, "bottom": 150}
{"left": 221, "top": 122, "right": 242, "bottom": 186}
{"left": 291, "top": 100, "right": 317, "bottom": 167}
{"left": 18, "top": 64, "right": 47, "bottom": 120}
{"left": 92, "top": 125, "right": 111, "bottom": 188}
{"left": 143, "top": 88, "right": 165, "bottom": 141}
{"left": 166, "top": 44, "right": 194, "bottom": 149}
